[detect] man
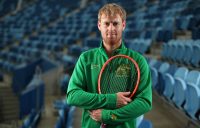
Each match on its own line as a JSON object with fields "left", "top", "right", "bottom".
{"left": 67, "top": 3, "right": 152, "bottom": 128}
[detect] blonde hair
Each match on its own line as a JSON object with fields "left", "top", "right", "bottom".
{"left": 98, "top": 3, "right": 126, "bottom": 21}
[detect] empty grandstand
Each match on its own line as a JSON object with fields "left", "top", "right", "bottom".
{"left": 0, "top": 0, "right": 200, "bottom": 128}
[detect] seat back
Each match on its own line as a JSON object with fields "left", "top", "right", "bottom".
{"left": 174, "top": 67, "right": 188, "bottom": 80}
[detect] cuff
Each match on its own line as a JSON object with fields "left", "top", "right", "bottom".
{"left": 106, "top": 94, "right": 117, "bottom": 109}
{"left": 102, "top": 109, "right": 118, "bottom": 124}
{"left": 102, "top": 109, "right": 111, "bottom": 123}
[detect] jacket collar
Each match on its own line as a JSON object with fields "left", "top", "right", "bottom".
{"left": 98, "top": 40, "right": 127, "bottom": 58}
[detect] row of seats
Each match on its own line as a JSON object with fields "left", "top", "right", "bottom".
{"left": 53, "top": 99, "right": 75, "bottom": 128}
{"left": 1, "top": 0, "right": 199, "bottom": 127}
{"left": 161, "top": 39, "right": 200, "bottom": 67}
{"left": 21, "top": 109, "right": 41, "bottom": 128}
{"left": 126, "top": 39, "right": 152, "bottom": 54}
{"left": 0, "top": 0, "right": 18, "bottom": 17}
{"left": 0, "top": 1, "right": 81, "bottom": 72}
{"left": 148, "top": 58, "right": 200, "bottom": 124}
{"left": 123, "top": 0, "right": 200, "bottom": 41}
{"left": 0, "top": 0, "right": 79, "bottom": 49}
{"left": 1, "top": 0, "right": 198, "bottom": 72}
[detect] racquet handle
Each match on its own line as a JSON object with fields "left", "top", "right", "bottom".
{"left": 101, "top": 123, "right": 106, "bottom": 128}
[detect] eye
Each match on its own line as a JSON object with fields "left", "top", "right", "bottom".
{"left": 105, "top": 22, "right": 110, "bottom": 26}
{"left": 113, "top": 22, "right": 118, "bottom": 26}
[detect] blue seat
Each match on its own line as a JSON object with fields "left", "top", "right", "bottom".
{"left": 83, "top": 37, "right": 100, "bottom": 48}
{"left": 68, "top": 44, "right": 83, "bottom": 57}
{"left": 192, "top": 28, "right": 200, "bottom": 40}
{"left": 183, "top": 44, "right": 193, "bottom": 65}
{"left": 156, "top": 62, "right": 170, "bottom": 94}
{"left": 148, "top": 59, "right": 158, "bottom": 67}
{"left": 139, "top": 40, "right": 151, "bottom": 54}
{"left": 62, "top": 55, "right": 77, "bottom": 75}
{"left": 176, "top": 15, "right": 193, "bottom": 30}
{"left": 161, "top": 43, "right": 168, "bottom": 59}
{"left": 172, "top": 67, "right": 189, "bottom": 108}
{"left": 162, "top": 41, "right": 174, "bottom": 61}
{"left": 60, "top": 74, "right": 70, "bottom": 94}
{"left": 150, "top": 67, "right": 158, "bottom": 88}
{"left": 66, "top": 106, "right": 76, "bottom": 128}
{"left": 163, "top": 65, "right": 183, "bottom": 101}
{"left": 175, "top": 42, "right": 185, "bottom": 63}
{"left": 156, "top": 30, "right": 173, "bottom": 42}
{"left": 148, "top": 59, "right": 162, "bottom": 88}
{"left": 53, "top": 99, "right": 68, "bottom": 110}
{"left": 58, "top": 109, "right": 66, "bottom": 128}
{"left": 138, "top": 119, "right": 153, "bottom": 128}
{"left": 129, "top": 41, "right": 140, "bottom": 52}
{"left": 163, "top": 74, "right": 174, "bottom": 100}
{"left": 191, "top": 43, "right": 200, "bottom": 67}
{"left": 184, "top": 70, "right": 200, "bottom": 119}
{"left": 169, "top": 41, "right": 178, "bottom": 62}
{"left": 136, "top": 115, "right": 144, "bottom": 128}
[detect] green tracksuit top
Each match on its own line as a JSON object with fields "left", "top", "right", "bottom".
{"left": 67, "top": 41, "right": 152, "bottom": 128}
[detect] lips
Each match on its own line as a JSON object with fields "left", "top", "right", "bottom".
{"left": 107, "top": 33, "right": 116, "bottom": 37}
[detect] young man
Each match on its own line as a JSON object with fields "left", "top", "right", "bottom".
{"left": 67, "top": 3, "right": 152, "bottom": 128}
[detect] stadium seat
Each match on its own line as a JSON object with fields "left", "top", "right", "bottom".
{"left": 83, "top": 37, "right": 100, "bottom": 48}
{"left": 148, "top": 59, "right": 162, "bottom": 88}
{"left": 136, "top": 115, "right": 144, "bottom": 128}
{"left": 183, "top": 43, "right": 193, "bottom": 65}
{"left": 66, "top": 106, "right": 76, "bottom": 128}
{"left": 138, "top": 119, "right": 153, "bottom": 128}
{"left": 163, "top": 74, "right": 175, "bottom": 100}
{"left": 60, "top": 74, "right": 70, "bottom": 94}
{"left": 191, "top": 43, "right": 200, "bottom": 67}
{"left": 184, "top": 70, "right": 200, "bottom": 119}
{"left": 156, "top": 62, "right": 170, "bottom": 94}
{"left": 172, "top": 67, "right": 189, "bottom": 108}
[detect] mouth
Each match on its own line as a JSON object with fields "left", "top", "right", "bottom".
{"left": 107, "top": 33, "right": 116, "bottom": 38}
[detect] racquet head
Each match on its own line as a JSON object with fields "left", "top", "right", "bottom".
{"left": 98, "top": 54, "right": 140, "bottom": 98}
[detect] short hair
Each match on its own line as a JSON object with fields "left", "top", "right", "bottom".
{"left": 98, "top": 3, "right": 126, "bottom": 21}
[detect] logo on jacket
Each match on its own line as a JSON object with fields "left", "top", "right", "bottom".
{"left": 91, "top": 64, "right": 100, "bottom": 69}
{"left": 115, "top": 64, "right": 131, "bottom": 77}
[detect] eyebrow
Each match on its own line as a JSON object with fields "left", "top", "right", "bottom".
{"left": 102, "top": 20, "right": 120, "bottom": 23}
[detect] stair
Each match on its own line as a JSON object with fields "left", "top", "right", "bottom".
{"left": 0, "top": 84, "right": 19, "bottom": 122}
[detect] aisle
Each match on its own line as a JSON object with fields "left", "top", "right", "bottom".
{"left": 37, "top": 95, "right": 59, "bottom": 128}
{"left": 145, "top": 91, "right": 188, "bottom": 128}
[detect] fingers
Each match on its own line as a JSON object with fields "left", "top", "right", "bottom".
{"left": 121, "top": 91, "right": 131, "bottom": 96}
{"left": 89, "top": 110, "right": 96, "bottom": 121}
{"left": 118, "top": 92, "right": 132, "bottom": 102}
{"left": 90, "top": 115, "right": 98, "bottom": 121}
{"left": 88, "top": 109, "right": 102, "bottom": 122}
{"left": 124, "top": 96, "right": 132, "bottom": 103}
{"left": 116, "top": 92, "right": 132, "bottom": 108}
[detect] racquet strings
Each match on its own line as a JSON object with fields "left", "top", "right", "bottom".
{"left": 100, "top": 57, "right": 138, "bottom": 94}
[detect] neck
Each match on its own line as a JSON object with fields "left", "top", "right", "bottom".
{"left": 103, "top": 39, "right": 122, "bottom": 57}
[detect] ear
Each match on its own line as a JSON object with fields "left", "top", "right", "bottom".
{"left": 97, "top": 21, "right": 101, "bottom": 31}
{"left": 122, "top": 20, "right": 126, "bottom": 31}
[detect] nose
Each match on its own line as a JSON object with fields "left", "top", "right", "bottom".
{"left": 108, "top": 23, "right": 115, "bottom": 31}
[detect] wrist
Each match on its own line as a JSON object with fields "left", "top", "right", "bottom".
{"left": 106, "top": 94, "right": 117, "bottom": 108}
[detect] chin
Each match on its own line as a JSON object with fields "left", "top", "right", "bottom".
{"left": 106, "top": 38, "right": 115, "bottom": 43}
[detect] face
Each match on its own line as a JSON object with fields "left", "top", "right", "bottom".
{"left": 98, "top": 14, "right": 126, "bottom": 46}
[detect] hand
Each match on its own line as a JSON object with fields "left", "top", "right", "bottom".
{"left": 89, "top": 109, "right": 102, "bottom": 122}
{"left": 116, "top": 92, "right": 132, "bottom": 108}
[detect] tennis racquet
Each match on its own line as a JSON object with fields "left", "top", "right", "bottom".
{"left": 98, "top": 54, "right": 140, "bottom": 128}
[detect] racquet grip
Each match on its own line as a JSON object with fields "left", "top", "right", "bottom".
{"left": 101, "top": 123, "right": 106, "bottom": 128}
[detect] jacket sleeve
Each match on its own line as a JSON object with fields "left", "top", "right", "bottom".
{"left": 101, "top": 58, "right": 152, "bottom": 125}
{"left": 66, "top": 54, "right": 117, "bottom": 110}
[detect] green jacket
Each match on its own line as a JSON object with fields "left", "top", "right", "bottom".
{"left": 67, "top": 42, "right": 152, "bottom": 128}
